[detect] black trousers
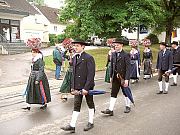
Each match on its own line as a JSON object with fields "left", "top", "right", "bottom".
{"left": 158, "top": 70, "right": 169, "bottom": 82}
{"left": 74, "top": 91, "right": 95, "bottom": 112}
{"left": 111, "top": 77, "right": 128, "bottom": 98}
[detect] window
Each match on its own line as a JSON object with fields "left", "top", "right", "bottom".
{"left": 1, "top": 19, "right": 10, "bottom": 24}
{"left": 10, "top": 20, "right": 20, "bottom": 26}
{"left": 0, "top": 19, "right": 20, "bottom": 43}
{"left": 54, "top": 26, "right": 57, "bottom": 32}
{"left": 11, "top": 26, "right": 20, "bottom": 42}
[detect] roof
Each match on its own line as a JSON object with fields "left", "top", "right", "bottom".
{"left": 0, "top": 0, "right": 39, "bottom": 16}
{"left": 36, "top": 5, "right": 59, "bottom": 24}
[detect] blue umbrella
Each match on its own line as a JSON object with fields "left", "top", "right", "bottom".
{"left": 171, "top": 67, "right": 178, "bottom": 73}
{"left": 22, "top": 85, "right": 28, "bottom": 97}
{"left": 87, "top": 90, "right": 107, "bottom": 95}
{"left": 122, "top": 87, "right": 135, "bottom": 106}
{"left": 71, "top": 90, "right": 109, "bottom": 96}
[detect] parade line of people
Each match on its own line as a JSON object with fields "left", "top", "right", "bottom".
{"left": 22, "top": 38, "right": 180, "bottom": 133}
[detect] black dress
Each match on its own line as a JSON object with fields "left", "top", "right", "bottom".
{"left": 142, "top": 49, "right": 153, "bottom": 78}
{"left": 26, "top": 58, "right": 51, "bottom": 105}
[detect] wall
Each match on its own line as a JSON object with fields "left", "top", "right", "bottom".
{"left": 48, "top": 23, "right": 66, "bottom": 35}
{"left": 158, "top": 28, "right": 180, "bottom": 43}
{"left": 20, "top": 14, "right": 50, "bottom": 42}
{"left": 122, "top": 28, "right": 151, "bottom": 40}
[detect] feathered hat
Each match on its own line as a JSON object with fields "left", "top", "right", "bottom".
{"left": 62, "top": 38, "right": 73, "bottom": 49}
{"left": 129, "top": 40, "right": 139, "bottom": 47}
{"left": 142, "top": 39, "right": 151, "bottom": 46}
{"left": 26, "top": 38, "right": 41, "bottom": 49}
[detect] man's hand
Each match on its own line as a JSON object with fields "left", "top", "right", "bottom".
{"left": 82, "top": 89, "right": 88, "bottom": 95}
{"left": 123, "top": 80, "right": 129, "bottom": 87}
{"left": 71, "top": 89, "right": 80, "bottom": 95}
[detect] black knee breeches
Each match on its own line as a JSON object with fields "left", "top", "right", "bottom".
{"left": 158, "top": 70, "right": 169, "bottom": 82}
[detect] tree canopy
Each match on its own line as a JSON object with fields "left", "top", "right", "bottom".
{"left": 59, "top": 0, "right": 164, "bottom": 40}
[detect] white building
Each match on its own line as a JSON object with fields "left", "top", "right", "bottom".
{"left": 35, "top": 5, "right": 66, "bottom": 35}
{"left": 20, "top": 4, "right": 66, "bottom": 43}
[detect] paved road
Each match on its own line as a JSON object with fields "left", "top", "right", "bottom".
{"left": 0, "top": 76, "right": 180, "bottom": 135}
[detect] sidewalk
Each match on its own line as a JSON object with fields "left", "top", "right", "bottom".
{"left": 0, "top": 70, "right": 105, "bottom": 97}
{"left": 0, "top": 46, "right": 100, "bottom": 88}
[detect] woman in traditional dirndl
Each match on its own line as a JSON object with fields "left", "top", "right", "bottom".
{"left": 105, "top": 46, "right": 115, "bottom": 83}
{"left": 22, "top": 48, "right": 51, "bottom": 110}
{"left": 142, "top": 39, "right": 153, "bottom": 79}
{"left": 129, "top": 40, "right": 141, "bottom": 83}
{"left": 59, "top": 49, "right": 74, "bottom": 102}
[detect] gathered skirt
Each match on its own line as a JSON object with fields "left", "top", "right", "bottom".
{"left": 130, "top": 60, "right": 140, "bottom": 79}
{"left": 144, "top": 59, "right": 152, "bottom": 75}
{"left": 26, "top": 71, "right": 51, "bottom": 104}
{"left": 105, "top": 63, "right": 111, "bottom": 83}
{"left": 59, "top": 67, "right": 73, "bottom": 93}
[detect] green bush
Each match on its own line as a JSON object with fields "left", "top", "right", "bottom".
{"left": 49, "top": 34, "right": 57, "bottom": 46}
{"left": 146, "top": 33, "right": 159, "bottom": 44}
{"left": 57, "top": 34, "right": 66, "bottom": 43}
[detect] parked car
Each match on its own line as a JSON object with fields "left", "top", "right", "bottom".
{"left": 86, "top": 39, "right": 94, "bottom": 46}
{"left": 94, "top": 38, "right": 107, "bottom": 46}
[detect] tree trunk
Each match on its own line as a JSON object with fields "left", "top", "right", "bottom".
{"left": 165, "top": 18, "right": 173, "bottom": 46}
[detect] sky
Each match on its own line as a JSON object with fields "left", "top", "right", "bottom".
{"left": 44, "top": 0, "right": 65, "bottom": 8}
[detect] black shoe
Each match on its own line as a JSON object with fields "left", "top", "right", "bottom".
{"left": 40, "top": 104, "right": 47, "bottom": 110}
{"left": 163, "top": 91, "right": 168, "bottom": 94}
{"left": 61, "top": 125, "right": 75, "bottom": 133}
{"left": 22, "top": 107, "right": 31, "bottom": 111}
{"left": 156, "top": 91, "right": 163, "bottom": 94}
{"left": 101, "top": 109, "right": 114, "bottom": 116}
{"left": 84, "top": 122, "right": 94, "bottom": 131}
{"left": 171, "top": 83, "right": 177, "bottom": 86}
{"left": 124, "top": 106, "right": 131, "bottom": 113}
{"left": 62, "top": 98, "right": 68, "bottom": 102}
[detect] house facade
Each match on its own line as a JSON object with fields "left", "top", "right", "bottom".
{"left": 35, "top": 5, "right": 66, "bottom": 36}
{"left": 0, "top": 0, "right": 38, "bottom": 43}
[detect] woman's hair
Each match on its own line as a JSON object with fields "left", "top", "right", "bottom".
{"left": 32, "top": 48, "right": 40, "bottom": 53}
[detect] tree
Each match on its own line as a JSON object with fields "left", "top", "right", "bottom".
{"left": 158, "top": 0, "right": 180, "bottom": 45}
{"left": 59, "top": 0, "right": 163, "bottom": 40}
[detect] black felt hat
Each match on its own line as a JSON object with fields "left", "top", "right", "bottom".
{"left": 71, "top": 38, "right": 88, "bottom": 46}
{"left": 112, "top": 38, "right": 125, "bottom": 44}
{"left": 159, "top": 42, "right": 168, "bottom": 47}
{"left": 171, "top": 41, "right": 178, "bottom": 46}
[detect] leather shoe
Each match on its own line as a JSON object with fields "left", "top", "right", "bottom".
{"left": 22, "top": 107, "right": 31, "bottom": 111}
{"left": 171, "top": 83, "right": 177, "bottom": 86}
{"left": 124, "top": 106, "right": 131, "bottom": 113}
{"left": 101, "top": 109, "right": 114, "bottom": 116}
{"left": 40, "top": 104, "right": 47, "bottom": 110}
{"left": 163, "top": 91, "right": 168, "bottom": 94}
{"left": 84, "top": 122, "right": 94, "bottom": 131}
{"left": 156, "top": 91, "right": 163, "bottom": 94}
{"left": 61, "top": 125, "right": 75, "bottom": 133}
